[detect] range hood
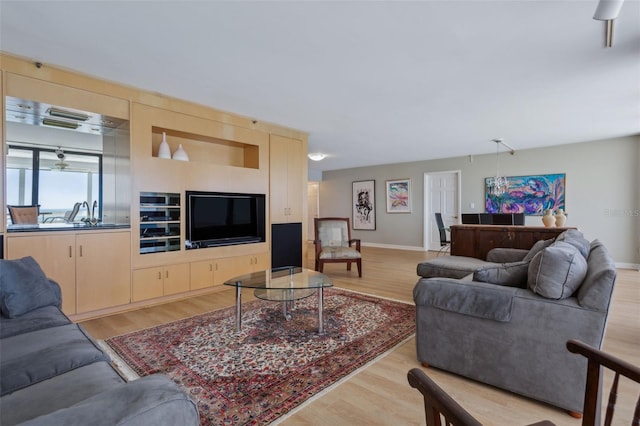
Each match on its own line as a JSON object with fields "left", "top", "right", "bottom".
{"left": 5, "top": 96, "right": 128, "bottom": 136}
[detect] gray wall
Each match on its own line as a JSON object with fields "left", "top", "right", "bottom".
{"left": 319, "top": 135, "right": 640, "bottom": 266}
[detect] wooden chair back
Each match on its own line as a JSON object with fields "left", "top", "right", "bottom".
{"left": 567, "top": 339, "right": 640, "bottom": 426}
{"left": 408, "top": 368, "right": 483, "bottom": 426}
{"left": 7, "top": 205, "right": 39, "bottom": 224}
{"left": 408, "top": 368, "right": 555, "bottom": 426}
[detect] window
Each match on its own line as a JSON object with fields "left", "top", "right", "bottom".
{"left": 6, "top": 145, "right": 102, "bottom": 224}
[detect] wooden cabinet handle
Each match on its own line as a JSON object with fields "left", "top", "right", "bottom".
{"left": 165, "top": 270, "right": 169, "bottom": 279}
{"left": 158, "top": 271, "right": 162, "bottom": 280}
{"left": 79, "top": 245, "right": 83, "bottom": 257}
{"left": 209, "top": 264, "right": 213, "bottom": 272}
{"left": 69, "top": 246, "right": 72, "bottom": 258}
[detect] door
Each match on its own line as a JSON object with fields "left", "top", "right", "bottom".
{"left": 307, "top": 182, "right": 319, "bottom": 241}
{"left": 424, "top": 171, "right": 460, "bottom": 250}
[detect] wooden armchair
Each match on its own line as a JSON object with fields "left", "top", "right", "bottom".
{"left": 313, "top": 217, "right": 362, "bottom": 277}
{"left": 407, "top": 368, "right": 554, "bottom": 426}
{"left": 567, "top": 339, "right": 640, "bottom": 425}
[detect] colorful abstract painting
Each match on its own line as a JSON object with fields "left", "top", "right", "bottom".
{"left": 386, "top": 179, "right": 411, "bottom": 213}
{"left": 485, "top": 173, "right": 566, "bottom": 216}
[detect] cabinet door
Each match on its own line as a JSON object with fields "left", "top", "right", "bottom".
{"left": 213, "top": 256, "right": 243, "bottom": 286}
{"left": 285, "top": 139, "right": 303, "bottom": 222}
{"left": 132, "top": 267, "right": 164, "bottom": 302}
{"left": 252, "top": 252, "right": 271, "bottom": 272}
{"left": 76, "top": 232, "right": 131, "bottom": 312}
{"left": 6, "top": 234, "right": 77, "bottom": 315}
{"left": 270, "top": 136, "right": 290, "bottom": 223}
{"left": 190, "top": 260, "right": 215, "bottom": 290}
{"left": 270, "top": 135, "right": 304, "bottom": 223}
{"left": 163, "top": 263, "right": 190, "bottom": 295}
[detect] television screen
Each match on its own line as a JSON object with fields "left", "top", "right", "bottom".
{"left": 186, "top": 191, "right": 265, "bottom": 248}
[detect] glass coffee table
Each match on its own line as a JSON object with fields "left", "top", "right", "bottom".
{"left": 224, "top": 266, "right": 333, "bottom": 333}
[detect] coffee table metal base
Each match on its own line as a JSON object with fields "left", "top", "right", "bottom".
{"left": 234, "top": 285, "right": 326, "bottom": 334}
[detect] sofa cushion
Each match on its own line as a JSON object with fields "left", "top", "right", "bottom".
{"left": 0, "top": 305, "right": 71, "bottom": 339}
{"left": 0, "top": 257, "right": 62, "bottom": 318}
{"left": 0, "top": 324, "right": 110, "bottom": 396}
{"left": 415, "top": 278, "right": 515, "bottom": 322}
{"left": 473, "top": 261, "right": 529, "bottom": 288}
{"left": 417, "top": 256, "right": 490, "bottom": 279}
{"left": 528, "top": 242, "right": 588, "bottom": 299}
{"left": 0, "top": 361, "right": 125, "bottom": 426}
{"left": 556, "top": 229, "right": 590, "bottom": 259}
{"left": 18, "top": 375, "right": 199, "bottom": 426}
{"left": 577, "top": 239, "right": 617, "bottom": 310}
{"left": 523, "top": 238, "right": 556, "bottom": 262}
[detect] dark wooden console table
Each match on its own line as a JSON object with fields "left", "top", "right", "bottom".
{"left": 450, "top": 224, "right": 576, "bottom": 260}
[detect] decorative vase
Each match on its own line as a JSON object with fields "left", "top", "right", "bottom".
{"left": 157, "top": 132, "right": 171, "bottom": 159}
{"left": 555, "top": 209, "right": 567, "bottom": 227}
{"left": 172, "top": 144, "right": 189, "bottom": 161}
{"left": 542, "top": 209, "right": 555, "bottom": 227}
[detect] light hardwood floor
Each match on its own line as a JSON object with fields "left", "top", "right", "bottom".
{"left": 81, "top": 246, "right": 640, "bottom": 425}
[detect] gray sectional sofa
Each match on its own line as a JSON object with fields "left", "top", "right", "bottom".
{"left": 0, "top": 256, "right": 199, "bottom": 426}
{"left": 414, "top": 230, "right": 617, "bottom": 415}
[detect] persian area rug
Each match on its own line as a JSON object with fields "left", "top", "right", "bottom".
{"left": 104, "top": 288, "right": 415, "bottom": 425}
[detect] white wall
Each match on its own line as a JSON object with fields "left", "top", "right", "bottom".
{"left": 319, "top": 135, "right": 640, "bottom": 266}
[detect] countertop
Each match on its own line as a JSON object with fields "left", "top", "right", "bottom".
{"left": 7, "top": 223, "right": 130, "bottom": 233}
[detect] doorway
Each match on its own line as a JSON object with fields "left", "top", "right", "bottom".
{"left": 307, "top": 181, "right": 319, "bottom": 241}
{"left": 423, "top": 171, "right": 461, "bottom": 251}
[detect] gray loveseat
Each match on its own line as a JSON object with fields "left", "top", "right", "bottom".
{"left": 0, "top": 256, "right": 199, "bottom": 425}
{"left": 413, "top": 230, "right": 617, "bottom": 415}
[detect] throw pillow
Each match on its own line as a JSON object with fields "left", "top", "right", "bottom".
{"left": 555, "top": 229, "right": 590, "bottom": 259}
{"left": 0, "top": 257, "right": 60, "bottom": 318}
{"left": 523, "top": 238, "right": 556, "bottom": 262}
{"left": 528, "top": 242, "right": 588, "bottom": 299}
{"left": 473, "top": 261, "right": 529, "bottom": 288}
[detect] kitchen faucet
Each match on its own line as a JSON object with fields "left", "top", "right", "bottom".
{"left": 82, "top": 200, "right": 99, "bottom": 224}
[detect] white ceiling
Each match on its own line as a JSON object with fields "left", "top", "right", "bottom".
{"left": 1, "top": 1, "right": 639, "bottom": 175}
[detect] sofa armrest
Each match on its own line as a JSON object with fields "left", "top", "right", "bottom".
{"left": 486, "top": 248, "right": 529, "bottom": 263}
{"left": 19, "top": 375, "right": 199, "bottom": 426}
{"left": 414, "top": 278, "right": 519, "bottom": 322}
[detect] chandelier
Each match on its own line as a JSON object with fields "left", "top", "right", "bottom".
{"left": 487, "top": 138, "right": 513, "bottom": 196}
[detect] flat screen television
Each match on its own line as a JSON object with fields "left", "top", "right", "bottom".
{"left": 185, "top": 191, "right": 266, "bottom": 248}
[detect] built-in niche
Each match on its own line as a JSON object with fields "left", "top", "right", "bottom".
{"left": 151, "top": 126, "right": 259, "bottom": 169}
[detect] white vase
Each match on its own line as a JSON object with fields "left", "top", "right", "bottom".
{"left": 555, "top": 209, "right": 567, "bottom": 227}
{"left": 157, "top": 132, "right": 171, "bottom": 159}
{"left": 172, "top": 144, "right": 189, "bottom": 161}
{"left": 542, "top": 209, "right": 555, "bottom": 227}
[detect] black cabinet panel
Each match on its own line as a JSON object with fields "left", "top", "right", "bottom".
{"left": 271, "top": 223, "right": 302, "bottom": 268}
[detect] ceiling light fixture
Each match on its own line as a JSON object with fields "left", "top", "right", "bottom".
{"left": 593, "top": 0, "right": 625, "bottom": 47}
{"left": 42, "top": 118, "right": 80, "bottom": 129}
{"left": 54, "top": 147, "right": 69, "bottom": 170}
{"left": 48, "top": 107, "right": 89, "bottom": 121}
{"left": 487, "top": 138, "right": 515, "bottom": 197}
{"left": 308, "top": 153, "right": 326, "bottom": 161}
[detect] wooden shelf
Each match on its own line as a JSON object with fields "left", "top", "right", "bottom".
{"left": 151, "top": 127, "right": 259, "bottom": 169}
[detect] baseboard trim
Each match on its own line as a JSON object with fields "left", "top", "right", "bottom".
{"left": 615, "top": 262, "right": 640, "bottom": 271}
{"left": 360, "top": 242, "right": 426, "bottom": 251}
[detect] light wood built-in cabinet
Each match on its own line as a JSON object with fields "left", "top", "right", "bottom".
{"left": 5, "top": 231, "right": 131, "bottom": 315}
{"left": 1, "top": 53, "right": 308, "bottom": 319}
{"left": 189, "top": 252, "right": 269, "bottom": 290}
{"left": 270, "top": 135, "right": 304, "bottom": 224}
{"left": 132, "top": 263, "right": 190, "bottom": 302}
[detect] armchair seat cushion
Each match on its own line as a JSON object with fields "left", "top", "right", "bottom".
{"left": 319, "top": 247, "right": 362, "bottom": 260}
